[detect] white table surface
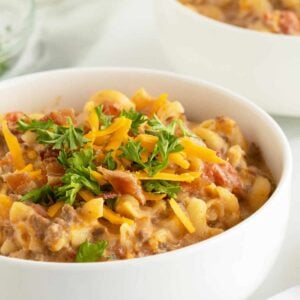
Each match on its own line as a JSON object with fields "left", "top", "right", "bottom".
{"left": 7, "top": 0, "right": 300, "bottom": 299}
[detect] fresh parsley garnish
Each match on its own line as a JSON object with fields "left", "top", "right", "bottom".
{"left": 119, "top": 116, "right": 183, "bottom": 176}
{"left": 147, "top": 115, "right": 177, "bottom": 135}
{"left": 119, "top": 140, "right": 146, "bottom": 169}
{"left": 144, "top": 130, "right": 183, "bottom": 176}
{"left": 177, "top": 120, "right": 196, "bottom": 138}
{"left": 55, "top": 172, "right": 100, "bottom": 205}
{"left": 56, "top": 148, "right": 101, "bottom": 205}
{"left": 75, "top": 240, "right": 108, "bottom": 262}
{"left": 105, "top": 197, "right": 118, "bottom": 210}
{"left": 95, "top": 105, "right": 112, "bottom": 129}
{"left": 21, "top": 185, "right": 53, "bottom": 203}
{"left": 17, "top": 117, "right": 88, "bottom": 150}
{"left": 142, "top": 180, "right": 180, "bottom": 198}
{"left": 121, "top": 109, "right": 147, "bottom": 135}
{"left": 103, "top": 151, "right": 117, "bottom": 170}
{"left": 58, "top": 148, "right": 95, "bottom": 175}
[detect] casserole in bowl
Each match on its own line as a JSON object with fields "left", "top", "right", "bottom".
{"left": 0, "top": 68, "right": 292, "bottom": 300}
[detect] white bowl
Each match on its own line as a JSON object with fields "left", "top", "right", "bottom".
{"left": 155, "top": 0, "right": 300, "bottom": 116}
{"left": 0, "top": 68, "right": 292, "bottom": 300}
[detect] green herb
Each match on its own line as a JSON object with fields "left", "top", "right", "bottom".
{"left": 121, "top": 109, "right": 147, "bottom": 135}
{"left": 55, "top": 173, "right": 100, "bottom": 205}
{"left": 75, "top": 240, "right": 108, "bottom": 262}
{"left": 119, "top": 140, "right": 146, "bottom": 169}
{"left": 95, "top": 105, "right": 112, "bottom": 129}
{"left": 177, "top": 120, "right": 197, "bottom": 138}
{"left": 105, "top": 197, "right": 118, "bottom": 210}
{"left": 103, "top": 151, "right": 117, "bottom": 170}
{"left": 20, "top": 185, "right": 53, "bottom": 203}
{"left": 58, "top": 148, "right": 95, "bottom": 175}
{"left": 17, "top": 118, "right": 88, "bottom": 151}
{"left": 56, "top": 148, "right": 101, "bottom": 205}
{"left": 119, "top": 116, "right": 183, "bottom": 176}
{"left": 142, "top": 180, "right": 180, "bottom": 198}
{"left": 147, "top": 115, "right": 177, "bottom": 135}
{"left": 17, "top": 119, "right": 54, "bottom": 131}
{"left": 145, "top": 130, "right": 183, "bottom": 176}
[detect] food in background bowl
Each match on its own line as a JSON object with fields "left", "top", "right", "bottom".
{"left": 156, "top": 0, "right": 300, "bottom": 116}
{"left": 179, "top": 0, "right": 300, "bottom": 34}
{"left": 0, "top": 88, "right": 274, "bottom": 262}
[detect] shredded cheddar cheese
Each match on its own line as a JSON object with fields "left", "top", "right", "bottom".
{"left": 169, "top": 152, "right": 190, "bottom": 169}
{"left": 135, "top": 171, "right": 200, "bottom": 182}
{"left": 143, "top": 192, "right": 167, "bottom": 201}
{"left": 180, "top": 137, "right": 225, "bottom": 164}
{"left": 90, "top": 171, "right": 106, "bottom": 185}
{"left": 89, "top": 117, "right": 128, "bottom": 139}
{"left": 47, "top": 201, "right": 64, "bottom": 218}
{"left": 28, "top": 169, "right": 42, "bottom": 179}
{"left": 79, "top": 189, "right": 95, "bottom": 202}
{"left": 169, "top": 198, "right": 196, "bottom": 234}
{"left": 105, "top": 118, "right": 132, "bottom": 151}
{"left": 2, "top": 120, "right": 25, "bottom": 170}
{"left": 88, "top": 108, "right": 99, "bottom": 132}
{"left": 20, "top": 164, "right": 34, "bottom": 172}
{"left": 103, "top": 206, "right": 134, "bottom": 225}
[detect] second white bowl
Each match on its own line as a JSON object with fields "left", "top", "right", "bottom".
{"left": 155, "top": 0, "right": 300, "bottom": 116}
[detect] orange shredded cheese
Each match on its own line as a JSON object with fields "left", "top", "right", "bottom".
{"left": 143, "top": 192, "right": 166, "bottom": 201}
{"left": 169, "top": 152, "right": 190, "bottom": 169}
{"left": 47, "top": 201, "right": 64, "bottom": 218}
{"left": 79, "top": 189, "right": 95, "bottom": 202}
{"left": 103, "top": 206, "right": 134, "bottom": 225}
{"left": 180, "top": 137, "right": 225, "bottom": 164}
{"left": 105, "top": 118, "right": 132, "bottom": 151}
{"left": 169, "top": 198, "right": 195, "bottom": 234}
{"left": 90, "top": 170, "right": 106, "bottom": 185}
{"left": 28, "top": 169, "right": 42, "bottom": 179}
{"left": 88, "top": 117, "right": 128, "bottom": 139}
{"left": 2, "top": 120, "right": 25, "bottom": 170}
{"left": 20, "top": 164, "right": 33, "bottom": 172}
{"left": 88, "top": 108, "right": 99, "bottom": 132}
{"left": 135, "top": 171, "right": 200, "bottom": 182}
{"left": 0, "top": 194, "right": 12, "bottom": 218}
{"left": 135, "top": 134, "right": 158, "bottom": 152}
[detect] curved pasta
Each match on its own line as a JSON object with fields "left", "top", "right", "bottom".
{"left": 247, "top": 176, "right": 272, "bottom": 211}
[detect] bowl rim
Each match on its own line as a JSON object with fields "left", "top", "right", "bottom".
{"left": 166, "top": 0, "right": 300, "bottom": 40}
{"left": 0, "top": 67, "right": 293, "bottom": 269}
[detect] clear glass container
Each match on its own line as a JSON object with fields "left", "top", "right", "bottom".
{"left": 0, "top": 0, "right": 35, "bottom": 77}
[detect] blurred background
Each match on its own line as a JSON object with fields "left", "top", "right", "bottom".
{"left": 0, "top": 0, "right": 171, "bottom": 79}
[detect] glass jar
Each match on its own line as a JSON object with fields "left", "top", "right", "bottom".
{"left": 0, "top": 0, "right": 35, "bottom": 77}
